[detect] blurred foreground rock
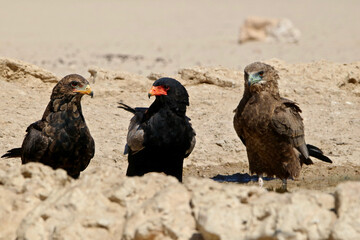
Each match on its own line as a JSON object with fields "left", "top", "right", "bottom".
{"left": 239, "top": 16, "right": 301, "bottom": 44}
{"left": 0, "top": 162, "right": 359, "bottom": 240}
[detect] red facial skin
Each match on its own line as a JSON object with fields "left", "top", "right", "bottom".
{"left": 148, "top": 85, "right": 169, "bottom": 96}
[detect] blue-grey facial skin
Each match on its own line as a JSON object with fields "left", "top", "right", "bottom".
{"left": 248, "top": 72, "right": 264, "bottom": 86}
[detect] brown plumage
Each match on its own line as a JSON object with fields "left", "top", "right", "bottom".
{"left": 233, "top": 62, "right": 331, "bottom": 186}
{"left": 2, "top": 74, "right": 95, "bottom": 178}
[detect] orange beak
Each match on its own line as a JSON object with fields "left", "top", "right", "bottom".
{"left": 74, "top": 84, "right": 94, "bottom": 98}
{"left": 148, "top": 86, "right": 168, "bottom": 98}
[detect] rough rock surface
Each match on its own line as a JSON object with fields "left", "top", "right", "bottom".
{"left": 186, "top": 178, "right": 335, "bottom": 240}
{"left": 239, "top": 17, "right": 301, "bottom": 44}
{"left": 88, "top": 66, "right": 151, "bottom": 97}
{"left": 331, "top": 182, "right": 360, "bottom": 240}
{"left": 179, "top": 66, "right": 241, "bottom": 87}
{"left": 266, "top": 59, "right": 360, "bottom": 97}
{"left": 0, "top": 57, "right": 58, "bottom": 84}
{"left": 0, "top": 162, "right": 359, "bottom": 240}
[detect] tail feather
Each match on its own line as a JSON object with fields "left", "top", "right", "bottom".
{"left": 118, "top": 102, "right": 136, "bottom": 114}
{"left": 307, "top": 144, "right": 332, "bottom": 163}
{"left": 2, "top": 148, "right": 22, "bottom": 158}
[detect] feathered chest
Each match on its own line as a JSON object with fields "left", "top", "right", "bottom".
{"left": 43, "top": 107, "right": 88, "bottom": 140}
{"left": 143, "top": 108, "right": 192, "bottom": 149}
{"left": 241, "top": 94, "right": 277, "bottom": 134}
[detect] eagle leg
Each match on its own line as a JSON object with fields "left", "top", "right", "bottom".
{"left": 281, "top": 179, "right": 287, "bottom": 190}
{"left": 258, "top": 175, "right": 264, "bottom": 188}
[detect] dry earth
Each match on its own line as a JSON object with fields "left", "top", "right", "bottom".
{"left": 1, "top": 58, "right": 360, "bottom": 239}
{"left": 1, "top": 58, "right": 360, "bottom": 192}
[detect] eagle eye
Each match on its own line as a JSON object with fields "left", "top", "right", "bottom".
{"left": 70, "top": 81, "right": 78, "bottom": 87}
{"left": 258, "top": 71, "right": 264, "bottom": 77}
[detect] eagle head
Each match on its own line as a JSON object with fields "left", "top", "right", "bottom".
{"left": 244, "top": 62, "right": 280, "bottom": 94}
{"left": 148, "top": 77, "right": 189, "bottom": 106}
{"left": 51, "top": 74, "right": 94, "bottom": 100}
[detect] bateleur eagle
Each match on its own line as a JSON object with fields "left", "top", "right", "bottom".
{"left": 119, "top": 77, "right": 196, "bottom": 182}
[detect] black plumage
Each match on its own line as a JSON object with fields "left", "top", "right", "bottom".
{"left": 2, "top": 74, "right": 95, "bottom": 179}
{"left": 119, "top": 77, "right": 196, "bottom": 182}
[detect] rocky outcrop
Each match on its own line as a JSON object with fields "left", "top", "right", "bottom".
{"left": 0, "top": 57, "right": 58, "bottom": 83}
{"left": 0, "top": 162, "right": 359, "bottom": 240}
{"left": 87, "top": 67, "right": 151, "bottom": 97}
{"left": 331, "top": 182, "right": 360, "bottom": 240}
{"left": 266, "top": 59, "right": 360, "bottom": 97}
{"left": 187, "top": 178, "right": 335, "bottom": 240}
{"left": 178, "top": 67, "right": 242, "bottom": 87}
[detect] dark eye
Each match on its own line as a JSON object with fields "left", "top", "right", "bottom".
{"left": 258, "top": 71, "right": 264, "bottom": 77}
{"left": 70, "top": 81, "right": 78, "bottom": 87}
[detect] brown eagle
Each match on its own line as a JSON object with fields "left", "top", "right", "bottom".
{"left": 233, "top": 62, "right": 331, "bottom": 188}
{"left": 2, "top": 74, "right": 95, "bottom": 179}
{"left": 118, "top": 77, "right": 196, "bottom": 182}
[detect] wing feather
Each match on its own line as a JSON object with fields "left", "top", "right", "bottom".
{"left": 120, "top": 104, "right": 148, "bottom": 154}
{"left": 271, "top": 100, "right": 309, "bottom": 159}
{"left": 21, "top": 122, "right": 50, "bottom": 163}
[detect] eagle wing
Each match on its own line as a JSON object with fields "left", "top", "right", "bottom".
{"left": 271, "top": 99, "right": 310, "bottom": 161}
{"left": 21, "top": 120, "right": 50, "bottom": 163}
{"left": 184, "top": 116, "right": 196, "bottom": 158}
{"left": 118, "top": 103, "right": 147, "bottom": 154}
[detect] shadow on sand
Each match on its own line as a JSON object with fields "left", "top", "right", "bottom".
{"left": 211, "top": 173, "right": 274, "bottom": 183}
{"left": 211, "top": 173, "right": 290, "bottom": 193}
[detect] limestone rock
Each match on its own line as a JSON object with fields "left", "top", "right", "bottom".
{"left": 1, "top": 161, "right": 359, "bottom": 240}
{"left": 88, "top": 66, "right": 148, "bottom": 84}
{"left": 0, "top": 162, "right": 71, "bottom": 240}
{"left": 87, "top": 67, "right": 151, "bottom": 97}
{"left": 186, "top": 178, "right": 335, "bottom": 240}
{"left": 15, "top": 167, "right": 197, "bottom": 240}
{"left": 0, "top": 57, "right": 58, "bottom": 84}
{"left": 147, "top": 72, "right": 166, "bottom": 81}
{"left": 266, "top": 59, "right": 360, "bottom": 97}
{"left": 331, "top": 182, "right": 360, "bottom": 240}
{"left": 239, "top": 17, "right": 301, "bottom": 44}
{"left": 122, "top": 176, "right": 196, "bottom": 240}
{"left": 179, "top": 67, "right": 242, "bottom": 87}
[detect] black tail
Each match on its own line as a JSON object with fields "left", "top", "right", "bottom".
{"left": 2, "top": 148, "right": 22, "bottom": 158}
{"left": 118, "top": 102, "right": 136, "bottom": 114}
{"left": 307, "top": 144, "right": 332, "bottom": 163}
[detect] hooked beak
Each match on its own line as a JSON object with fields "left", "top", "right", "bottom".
{"left": 74, "top": 85, "right": 94, "bottom": 98}
{"left": 148, "top": 86, "right": 168, "bottom": 98}
{"left": 248, "top": 74, "right": 262, "bottom": 86}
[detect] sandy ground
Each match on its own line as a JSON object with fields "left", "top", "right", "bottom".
{"left": 1, "top": 0, "right": 360, "bottom": 192}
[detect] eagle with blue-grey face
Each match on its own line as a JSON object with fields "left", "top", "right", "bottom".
{"left": 233, "top": 62, "right": 332, "bottom": 189}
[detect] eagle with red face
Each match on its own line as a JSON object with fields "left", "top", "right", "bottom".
{"left": 119, "top": 77, "right": 196, "bottom": 182}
